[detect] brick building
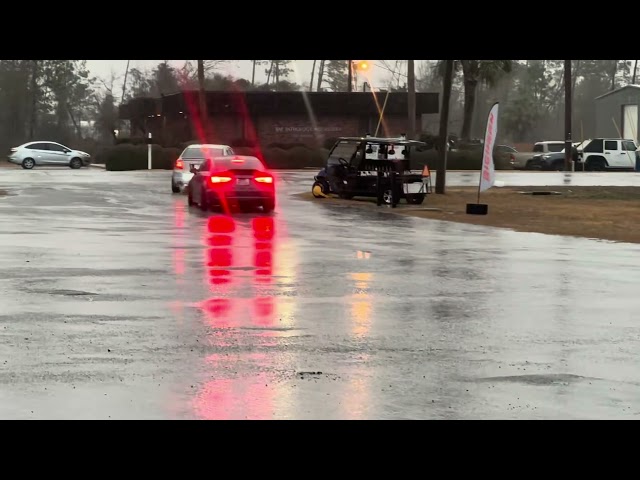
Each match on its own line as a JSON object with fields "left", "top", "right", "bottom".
{"left": 118, "top": 90, "right": 439, "bottom": 147}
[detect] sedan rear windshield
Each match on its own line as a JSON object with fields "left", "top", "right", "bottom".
{"left": 211, "top": 157, "right": 265, "bottom": 171}
{"left": 182, "top": 147, "right": 225, "bottom": 159}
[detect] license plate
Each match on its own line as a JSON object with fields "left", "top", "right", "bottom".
{"left": 237, "top": 179, "right": 250, "bottom": 186}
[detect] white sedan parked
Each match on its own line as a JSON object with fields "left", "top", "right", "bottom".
{"left": 8, "top": 141, "right": 91, "bottom": 169}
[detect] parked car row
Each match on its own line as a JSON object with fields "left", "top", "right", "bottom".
{"left": 522, "top": 138, "right": 640, "bottom": 171}
{"left": 501, "top": 138, "right": 640, "bottom": 171}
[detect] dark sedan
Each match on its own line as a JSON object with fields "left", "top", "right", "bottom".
{"left": 187, "top": 155, "right": 275, "bottom": 213}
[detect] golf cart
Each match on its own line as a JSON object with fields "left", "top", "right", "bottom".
{"left": 312, "top": 135, "right": 428, "bottom": 206}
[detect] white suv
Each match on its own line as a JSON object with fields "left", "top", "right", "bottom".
{"left": 576, "top": 138, "right": 638, "bottom": 171}
{"left": 8, "top": 141, "right": 91, "bottom": 169}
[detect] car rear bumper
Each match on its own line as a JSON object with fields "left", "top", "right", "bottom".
{"left": 206, "top": 191, "right": 274, "bottom": 205}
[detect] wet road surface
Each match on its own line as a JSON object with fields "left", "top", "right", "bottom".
{"left": 1, "top": 168, "right": 640, "bottom": 419}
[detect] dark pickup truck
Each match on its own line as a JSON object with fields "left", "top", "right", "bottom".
{"left": 525, "top": 144, "right": 579, "bottom": 171}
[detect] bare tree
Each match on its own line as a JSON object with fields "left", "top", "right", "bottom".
{"left": 203, "top": 60, "right": 231, "bottom": 74}
{"left": 316, "top": 60, "right": 325, "bottom": 91}
{"left": 407, "top": 60, "right": 416, "bottom": 138}
{"left": 309, "top": 60, "right": 316, "bottom": 92}
{"left": 436, "top": 60, "right": 454, "bottom": 194}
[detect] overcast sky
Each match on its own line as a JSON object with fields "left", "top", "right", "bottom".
{"left": 85, "top": 60, "right": 408, "bottom": 90}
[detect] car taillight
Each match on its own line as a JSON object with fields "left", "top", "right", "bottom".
{"left": 255, "top": 175, "right": 273, "bottom": 184}
{"left": 10, "top": 148, "right": 17, "bottom": 153}
{"left": 210, "top": 176, "right": 232, "bottom": 185}
{"left": 175, "top": 159, "right": 184, "bottom": 169}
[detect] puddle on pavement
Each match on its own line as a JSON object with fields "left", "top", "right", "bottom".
{"left": 296, "top": 371, "right": 341, "bottom": 381}
{"left": 477, "top": 373, "right": 593, "bottom": 386}
{"left": 36, "top": 289, "right": 99, "bottom": 296}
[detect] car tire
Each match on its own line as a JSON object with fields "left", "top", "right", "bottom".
{"left": 552, "top": 160, "right": 564, "bottom": 171}
{"left": 69, "top": 157, "right": 83, "bottom": 169}
{"left": 405, "top": 194, "right": 425, "bottom": 205}
{"left": 172, "top": 182, "right": 180, "bottom": 193}
{"left": 312, "top": 180, "right": 329, "bottom": 198}
{"left": 199, "top": 194, "right": 209, "bottom": 211}
{"left": 22, "top": 158, "right": 35, "bottom": 170}
{"left": 187, "top": 191, "right": 195, "bottom": 206}
{"left": 263, "top": 198, "right": 275, "bottom": 213}
{"left": 586, "top": 157, "right": 606, "bottom": 171}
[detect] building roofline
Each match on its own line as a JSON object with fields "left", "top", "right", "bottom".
{"left": 595, "top": 84, "right": 640, "bottom": 100}
{"left": 119, "top": 90, "right": 439, "bottom": 119}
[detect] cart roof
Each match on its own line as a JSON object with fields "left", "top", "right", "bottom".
{"left": 338, "top": 136, "right": 427, "bottom": 146}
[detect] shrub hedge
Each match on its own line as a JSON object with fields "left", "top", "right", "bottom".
{"left": 101, "top": 144, "right": 181, "bottom": 171}
{"left": 233, "top": 146, "right": 327, "bottom": 169}
{"left": 100, "top": 139, "right": 511, "bottom": 171}
{"left": 411, "top": 149, "right": 512, "bottom": 170}
{"left": 102, "top": 143, "right": 328, "bottom": 171}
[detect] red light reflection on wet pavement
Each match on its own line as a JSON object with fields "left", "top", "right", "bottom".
{"left": 197, "top": 214, "right": 276, "bottom": 329}
{"left": 193, "top": 213, "right": 278, "bottom": 419}
{"left": 178, "top": 88, "right": 286, "bottom": 418}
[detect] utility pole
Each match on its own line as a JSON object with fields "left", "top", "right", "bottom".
{"left": 347, "top": 60, "right": 353, "bottom": 92}
{"left": 309, "top": 60, "right": 316, "bottom": 92}
{"left": 197, "top": 60, "right": 207, "bottom": 137}
{"left": 407, "top": 60, "right": 416, "bottom": 139}
{"left": 564, "top": 59, "right": 572, "bottom": 171}
{"left": 29, "top": 60, "right": 38, "bottom": 140}
{"left": 633, "top": 60, "right": 638, "bottom": 84}
{"left": 435, "top": 60, "right": 454, "bottom": 194}
{"left": 251, "top": 60, "right": 257, "bottom": 87}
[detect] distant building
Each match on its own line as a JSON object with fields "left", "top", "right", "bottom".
{"left": 118, "top": 90, "right": 439, "bottom": 147}
{"left": 594, "top": 85, "right": 640, "bottom": 142}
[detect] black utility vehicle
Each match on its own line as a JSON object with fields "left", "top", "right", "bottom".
{"left": 312, "top": 135, "right": 428, "bottom": 206}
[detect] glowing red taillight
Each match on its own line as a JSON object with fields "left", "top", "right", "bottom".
{"left": 175, "top": 159, "right": 184, "bottom": 169}
{"left": 254, "top": 175, "right": 273, "bottom": 184}
{"left": 209, "top": 176, "right": 232, "bottom": 185}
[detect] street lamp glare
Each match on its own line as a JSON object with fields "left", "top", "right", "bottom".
{"left": 353, "top": 61, "right": 370, "bottom": 72}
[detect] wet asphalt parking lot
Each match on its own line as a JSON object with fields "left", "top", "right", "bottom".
{"left": 1, "top": 166, "right": 640, "bottom": 419}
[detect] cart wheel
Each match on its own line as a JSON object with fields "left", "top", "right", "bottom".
{"left": 312, "top": 181, "right": 329, "bottom": 198}
{"left": 382, "top": 189, "right": 394, "bottom": 205}
{"left": 406, "top": 194, "right": 425, "bottom": 205}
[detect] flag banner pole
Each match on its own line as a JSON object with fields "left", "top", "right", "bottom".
{"left": 467, "top": 102, "right": 499, "bottom": 215}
